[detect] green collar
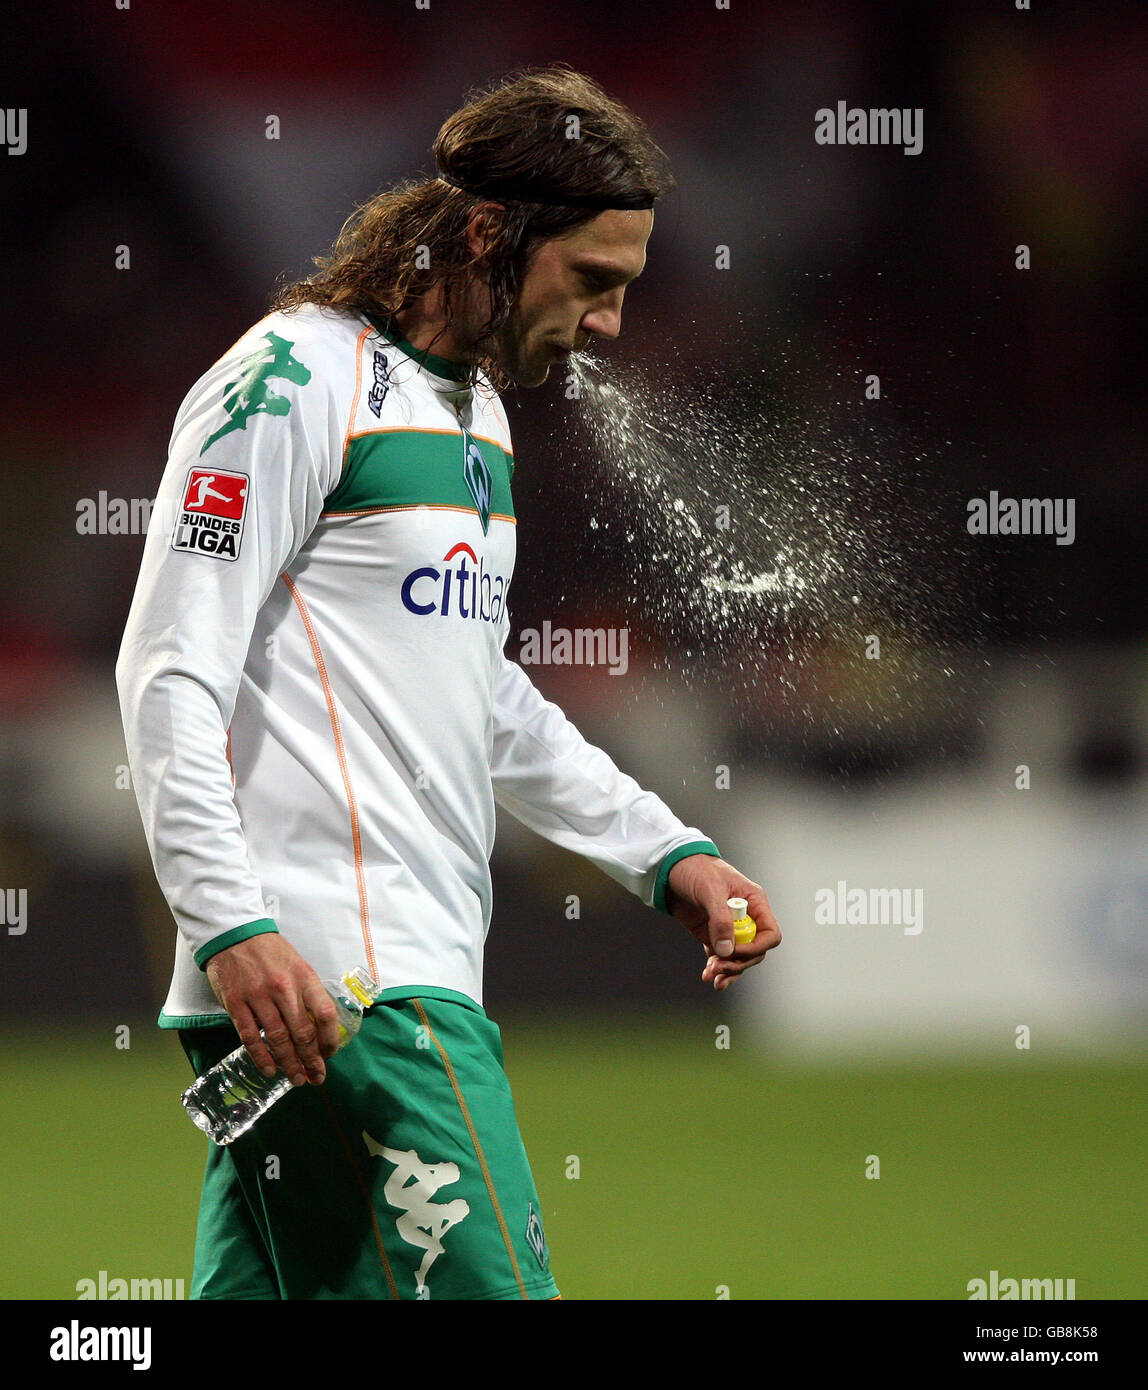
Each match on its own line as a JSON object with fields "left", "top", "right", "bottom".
{"left": 364, "top": 312, "right": 472, "bottom": 384}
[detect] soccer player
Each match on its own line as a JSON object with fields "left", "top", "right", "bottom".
{"left": 117, "top": 65, "right": 781, "bottom": 1301}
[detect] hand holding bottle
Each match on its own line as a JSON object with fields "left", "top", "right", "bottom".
{"left": 205, "top": 933, "right": 343, "bottom": 1086}
{"left": 182, "top": 966, "right": 381, "bottom": 1145}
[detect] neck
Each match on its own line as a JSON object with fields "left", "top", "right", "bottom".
{"left": 392, "top": 283, "right": 478, "bottom": 365}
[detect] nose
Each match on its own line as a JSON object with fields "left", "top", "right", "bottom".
{"left": 581, "top": 291, "right": 624, "bottom": 341}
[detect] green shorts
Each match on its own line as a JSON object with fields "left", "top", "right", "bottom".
{"left": 178, "top": 993, "right": 559, "bottom": 1301}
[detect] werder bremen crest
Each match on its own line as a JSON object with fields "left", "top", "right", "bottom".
{"left": 201, "top": 331, "right": 311, "bottom": 455}
{"left": 461, "top": 427, "right": 493, "bottom": 534}
{"left": 525, "top": 1202, "right": 548, "bottom": 1270}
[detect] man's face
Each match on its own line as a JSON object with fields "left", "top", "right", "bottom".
{"left": 487, "top": 209, "right": 653, "bottom": 387}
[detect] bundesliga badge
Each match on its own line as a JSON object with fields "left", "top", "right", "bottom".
{"left": 171, "top": 468, "right": 249, "bottom": 561}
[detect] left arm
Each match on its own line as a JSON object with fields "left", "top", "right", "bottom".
{"left": 490, "top": 655, "right": 781, "bottom": 988}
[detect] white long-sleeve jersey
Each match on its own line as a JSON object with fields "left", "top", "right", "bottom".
{"left": 116, "top": 303, "right": 719, "bottom": 1026}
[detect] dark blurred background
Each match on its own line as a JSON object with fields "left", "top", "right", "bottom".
{"left": 0, "top": 0, "right": 1144, "bottom": 1029}
{"left": 3, "top": 0, "right": 1148, "bottom": 1308}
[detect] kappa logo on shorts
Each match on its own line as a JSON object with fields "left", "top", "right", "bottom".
{"left": 171, "top": 468, "right": 249, "bottom": 561}
{"left": 525, "top": 1202, "right": 548, "bottom": 1270}
{"left": 362, "top": 1133, "right": 471, "bottom": 1299}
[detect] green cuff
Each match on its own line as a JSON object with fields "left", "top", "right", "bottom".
{"left": 157, "top": 1010, "right": 230, "bottom": 1030}
{"left": 194, "top": 918, "right": 279, "bottom": 970}
{"left": 653, "top": 840, "right": 721, "bottom": 913}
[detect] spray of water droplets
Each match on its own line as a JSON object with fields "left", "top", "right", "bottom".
{"left": 553, "top": 348, "right": 987, "bottom": 760}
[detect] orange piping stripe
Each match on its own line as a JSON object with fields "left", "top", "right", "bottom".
{"left": 322, "top": 503, "right": 515, "bottom": 523}
{"left": 412, "top": 1000, "right": 529, "bottom": 1300}
{"left": 339, "top": 325, "right": 372, "bottom": 481}
{"left": 281, "top": 572, "right": 376, "bottom": 981}
{"left": 345, "top": 424, "right": 512, "bottom": 456}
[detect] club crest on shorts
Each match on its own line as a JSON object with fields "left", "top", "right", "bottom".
{"left": 171, "top": 468, "right": 249, "bottom": 561}
{"left": 525, "top": 1202, "right": 548, "bottom": 1270}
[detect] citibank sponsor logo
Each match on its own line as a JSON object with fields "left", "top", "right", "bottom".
{"left": 401, "top": 542, "right": 508, "bottom": 623}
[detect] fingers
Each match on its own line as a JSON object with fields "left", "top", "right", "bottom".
{"left": 271, "top": 987, "right": 325, "bottom": 1086}
{"left": 701, "top": 953, "right": 757, "bottom": 989}
{"left": 257, "top": 1014, "right": 309, "bottom": 1086}
{"left": 704, "top": 893, "right": 779, "bottom": 957}
{"left": 302, "top": 981, "right": 342, "bottom": 1060}
{"left": 699, "top": 887, "right": 782, "bottom": 991}
{"left": 238, "top": 976, "right": 312, "bottom": 1086}
{"left": 691, "top": 945, "right": 754, "bottom": 996}
{"left": 231, "top": 1001, "right": 277, "bottom": 1078}
{"left": 701, "top": 951, "right": 758, "bottom": 990}
{"left": 745, "top": 889, "right": 782, "bottom": 951}
{"left": 264, "top": 972, "right": 340, "bottom": 1085}
{"left": 704, "top": 894, "right": 741, "bottom": 961}
{"left": 208, "top": 941, "right": 339, "bottom": 1086}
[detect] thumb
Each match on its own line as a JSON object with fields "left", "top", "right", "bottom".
{"left": 709, "top": 898, "right": 738, "bottom": 958}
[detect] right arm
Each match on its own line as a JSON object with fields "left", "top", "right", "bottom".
{"left": 116, "top": 320, "right": 346, "bottom": 1082}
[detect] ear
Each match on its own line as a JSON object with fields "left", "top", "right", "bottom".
{"left": 464, "top": 201, "right": 507, "bottom": 266}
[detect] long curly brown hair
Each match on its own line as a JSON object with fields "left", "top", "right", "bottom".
{"left": 270, "top": 65, "right": 674, "bottom": 390}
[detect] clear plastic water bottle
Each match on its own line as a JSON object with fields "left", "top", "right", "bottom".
{"left": 181, "top": 966, "right": 380, "bottom": 1145}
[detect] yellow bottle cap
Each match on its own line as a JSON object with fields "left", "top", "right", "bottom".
{"left": 342, "top": 966, "right": 381, "bottom": 1009}
{"left": 727, "top": 897, "right": 756, "bottom": 944}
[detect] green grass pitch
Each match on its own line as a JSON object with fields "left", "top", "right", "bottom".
{"left": 2, "top": 1017, "right": 1145, "bottom": 1300}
